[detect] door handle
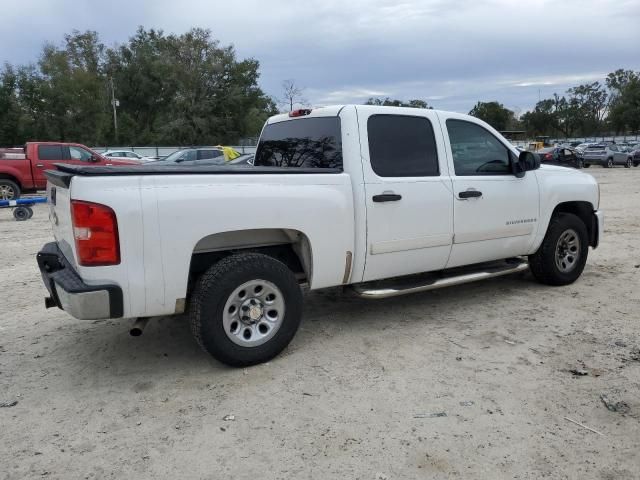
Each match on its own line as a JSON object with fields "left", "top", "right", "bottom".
{"left": 372, "top": 193, "right": 402, "bottom": 202}
{"left": 458, "top": 190, "right": 482, "bottom": 199}
{"left": 36, "top": 163, "right": 44, "bottom": 168}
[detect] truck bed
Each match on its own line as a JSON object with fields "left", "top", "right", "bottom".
{"left": 46, "top": 164, "right": 342, "bottom": 187}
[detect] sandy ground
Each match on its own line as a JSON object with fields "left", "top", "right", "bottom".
{"left": 1, "top": 168, "right": 639, "bottom": 480}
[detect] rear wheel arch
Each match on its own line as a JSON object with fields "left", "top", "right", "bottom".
{"left": 188, "top": 228, "right": 313, "bottom": 287}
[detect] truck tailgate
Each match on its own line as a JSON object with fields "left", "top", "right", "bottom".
{"left": 46, "top": 178, "right": 77, "bottom": 268}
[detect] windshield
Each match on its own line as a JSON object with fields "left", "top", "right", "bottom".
{"left": 159, "top": 150, "right": 189, "bottom": 163}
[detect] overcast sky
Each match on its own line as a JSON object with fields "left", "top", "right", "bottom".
{"left": 1, "top": 0, "right": 639, "bottom": 113}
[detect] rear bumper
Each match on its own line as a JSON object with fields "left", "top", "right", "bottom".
{"left": 592, "top": 210, "right": 604, "bottom": 249}
{"left": 36, "top": 242, "right": 123, "bottom": 320}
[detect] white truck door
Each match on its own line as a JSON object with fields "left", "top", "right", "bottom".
{"left": 357, "top": 106, "right": 454, "bottom": 282}
{"left": 439, "top": 114, "right": 540, "bottom": 268}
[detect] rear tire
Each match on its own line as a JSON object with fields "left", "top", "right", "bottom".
{"left": 0, "top": 179, "right": 20, "bottom": 200}
{"left": 576, "top": 158, "right": 584, "bottom": 169}
{"left": 189, "top": 252, "right": 303, "bottom": 367}
{"left": 529, "top": 213, "right": 588, "bottom": 286}
{"left": 625, "top": 158, "right": 632, "bottom": 168}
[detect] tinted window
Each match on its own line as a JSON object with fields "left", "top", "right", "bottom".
{"left": 255, "top": 117, "right": 342, "bottom": 169}
{"left": 69, "top": 146, "right": 93, "bottom": 161}
{"left": 367, "top": 115, "right": 439, "bottom": 177}
{"left": 198, "top": 149, "right": 223, "bottom": 160}
{"left": 447, "top": 120, "right": 512, "bottom": 175}
{"left": 182, "top": 150, "right": 197, "bottom": 161}
{"left": 38, "top": 145, "right": 64, "bottom": 160}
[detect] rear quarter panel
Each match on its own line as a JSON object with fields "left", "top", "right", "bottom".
{"left": 0, "top": 158, "right": 35, "bottom": 188}
{"left": 68, "top": 172, "right": 354, "bottom": 318}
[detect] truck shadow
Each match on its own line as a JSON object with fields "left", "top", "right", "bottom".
{"left": 53, "top": 271, "right": 544, "bottom": 380}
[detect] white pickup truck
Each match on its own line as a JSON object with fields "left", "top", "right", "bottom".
{"left": 37, "top": 105, "right": 603, "bottom": 366}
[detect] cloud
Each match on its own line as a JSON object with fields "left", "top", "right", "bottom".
{"left": 1, "top": 0, "right": 639, "bottom": 112}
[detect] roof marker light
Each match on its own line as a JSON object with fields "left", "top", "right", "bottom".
{"left": 289, "top": 109, "right": 312, "bottom": 117}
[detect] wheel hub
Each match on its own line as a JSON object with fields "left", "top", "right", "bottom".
{"left": 241, "top": 298, "right": 264, "bottom": 324}
{"left": 223, "top": 279, "right": 286, "bottom": 347}
{"left": 0, "top": 185, "right": 15, "bottom": 200}
{"left": 555, "top": 228, "right": 580, "bottom": 273}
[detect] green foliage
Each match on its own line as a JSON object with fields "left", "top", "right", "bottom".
{"left": 365, "top": 97, "right": 431, "bottom": 109}
{"left": 522, "top": 74, "right": 639, "bottom": 137}
{"left": 468, "top": 101, "right": 516, "bottom": 131}
{"left": 0, "top": 28, "right": 276, "bottom": 146}
{"left": 606, "top": 69, "right": 640, "bottom": 133}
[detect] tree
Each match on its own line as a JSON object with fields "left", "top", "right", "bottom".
{"left": 0, "top": 27, "right": 276, "bottom": 145}
{"left": 280, "top": 79, "right": 306, "bottom": 112}
{"left": 606, "top": 69, "right": 640, "bottom": 133}
{"left": 364, "top": 97, "right": 431, "bottom": 108}
{"left": 0, "top": 64, "right": 22, "bottom": 145}
{"left": 564, "top": 82, "right": 608, "bottom": 135}
{"left": 468, "top": 101, "right": 516, "bottom": 131}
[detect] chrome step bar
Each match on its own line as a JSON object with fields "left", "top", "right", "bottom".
{"left": 351, "top": 260, "right": 529, "bottom": 299}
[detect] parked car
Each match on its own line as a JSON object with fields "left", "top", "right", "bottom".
{"left": 37, "top": 105, "right": 602, "bottom": 367}
{"left": 152, "top": 148, "right": 226, "bottom": 165}
{"left": 0, "top": 142, "right": 139, "bottom": 199}
{"left": 228, "top": 154, "right": 254, "bottom": 166}
{"left": 582, "top": 144, "right": 633, "bottom": 168}
{"left": 631, "top": 148, "right": 640, "bottom": 167}
{"left": 103, "top": 150, "right": 155, "bottom": 162}
{"left": 538, "top": 147, "right": 584, "bottom": 168}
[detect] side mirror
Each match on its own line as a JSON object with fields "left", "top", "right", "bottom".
{"left": 89, "top": 155, "right": 99, "bottom": 163}
{"left": 513, "top": 151, "right": 540, "bottom": 177}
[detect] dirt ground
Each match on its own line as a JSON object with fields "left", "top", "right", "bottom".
{"left": 1, "top": 168, "right": 639, "bottom": 480}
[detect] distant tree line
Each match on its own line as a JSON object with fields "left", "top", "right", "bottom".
{"left": 366, "top": 70, "right": 640, "bottom": 138}
{"left": 0, "top": 28, "right": 277, "bottom": 147}
{"left": 468, "top": 70, "right": 640, "bottom": 137}
{"left": 365, "top": 97, "right": 432, "bottom": 109}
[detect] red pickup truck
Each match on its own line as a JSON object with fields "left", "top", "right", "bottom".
{"left": 0, "top": 142, "right": 139, "bottom": 199}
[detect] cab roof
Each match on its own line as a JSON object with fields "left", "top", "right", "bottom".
{"left": 266, "top": 105, "right": 462, "bottom": 124}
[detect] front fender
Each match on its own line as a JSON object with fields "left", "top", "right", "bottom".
{"left": 529, "top": 167, "right": 599, "bottom": 254}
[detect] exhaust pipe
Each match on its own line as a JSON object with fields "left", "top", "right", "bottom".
{"left": 130, "top": 318, "right": 150, "bottom": 337}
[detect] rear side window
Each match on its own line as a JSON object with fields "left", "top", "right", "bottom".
{"left": 38, "top": 145, "right": 64, "bottom": 160}
{"left": 367, "top": 115, "right": 439, "bottom": 177}
{"left": 255, "top": 117, "right": 342, "bottom": 169}
{"left": 198, "top": 149, "right": 223, "bottom": 160}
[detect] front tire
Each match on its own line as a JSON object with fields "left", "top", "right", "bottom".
{"left": 529, "top": 213, "right": 589, "bottom": 286}
{"left": 189, "top": 252, "right": 303, "bottom": 367}
{"left": 606, "top": 158, "right": 613, "bottom": 168}
{"left": 625, "top": 158, "right": 632, "bottom": 168}
{"left": 576, "top": 158, "right": 584, "bottom": 169}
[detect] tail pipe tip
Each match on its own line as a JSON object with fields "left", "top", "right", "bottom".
{"left": 130, "top": 318, "right": 150, "bottom": 337}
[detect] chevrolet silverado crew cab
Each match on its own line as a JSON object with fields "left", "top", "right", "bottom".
{"left": 37, "top": 106, "right": 603, "bottom": 366}
{"left": 0, "top": 142, "right": 139, "bottom": 199}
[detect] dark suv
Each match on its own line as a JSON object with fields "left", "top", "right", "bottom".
{"left": 538, "top": 147, "right": 584, "bottom": 168}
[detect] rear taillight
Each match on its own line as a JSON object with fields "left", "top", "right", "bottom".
{"left": 544, "top": 153, "right": 552, "bottom": 160}
{"left": 71, "top": 200, "right": 120, "bottom": 266}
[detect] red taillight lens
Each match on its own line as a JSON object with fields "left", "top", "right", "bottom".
{"left": 71, "top": 200, "right": 120, "bottom": 266}
{"left": 544, "top": 153, "right": 552, "bottom": 160}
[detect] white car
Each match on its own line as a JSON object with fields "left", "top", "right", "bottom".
{"left": 103, "top": 150, "right": 155, "bottom": 162}
{"left": 38, "top": 105, "right": 603, "bottom": 366}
